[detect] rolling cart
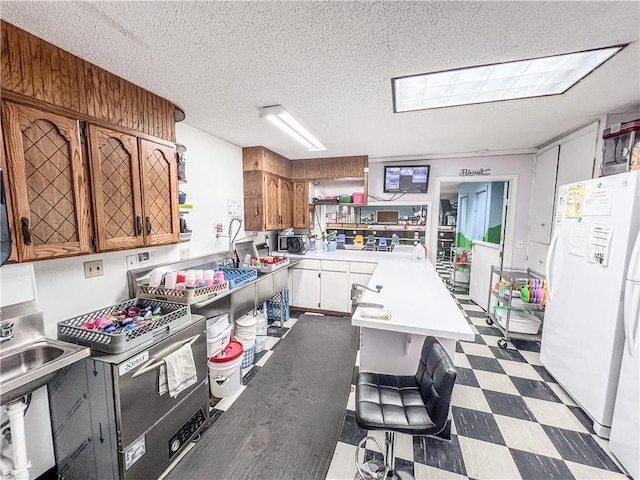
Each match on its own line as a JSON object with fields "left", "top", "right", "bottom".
{"left": 448, "top": 246, "right": 471, "bottom": 292}
{"left": 485, "top": 266, "right": 545, "bottom": 349}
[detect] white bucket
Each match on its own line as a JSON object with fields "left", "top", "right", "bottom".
{"left": 207, "top": 314, "right": 230, "bottom": 338}
{"left": 255, "top": 335, "right": 268, "bottom": 354}
{"left": 207, "top": 324, "right": 232, "bottom": 358}
{"left": 208, "top": 355, "right": 243, "bottom": 397}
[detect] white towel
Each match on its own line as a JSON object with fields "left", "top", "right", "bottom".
{"left": 158, "top": 343, "right": 197, "bottom": 397}
{"left": 359, "top": 308, "right": 392, "bottom": 320}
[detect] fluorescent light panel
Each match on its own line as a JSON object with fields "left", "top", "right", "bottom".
{"left": 394, "top": 45, "right": 624, "bottom": 112}
{"left": 260, "top": 105, "right": 326, "bottom": 151}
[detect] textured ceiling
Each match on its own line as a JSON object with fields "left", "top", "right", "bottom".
{"left": 2, "top": 1, "right": 639, "bottom": 160}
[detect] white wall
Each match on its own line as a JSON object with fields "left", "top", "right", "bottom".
{"left": 0, "top": 122, "right": 243, "bottom": 477}
{"left": 368, "top": 154, "right": 535, "bottom": 266}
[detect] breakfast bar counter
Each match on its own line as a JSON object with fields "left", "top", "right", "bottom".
{"left": 289, "top": 248, "right": 474, "bottom": 375}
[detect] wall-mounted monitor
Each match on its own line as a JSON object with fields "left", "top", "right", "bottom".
{"left": 383, "top": 165, "right": 430, "bottom": 193}
{"left": 376, "top": 210, "right": 399, "bottom": 224}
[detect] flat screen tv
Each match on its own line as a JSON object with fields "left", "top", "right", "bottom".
{"left": 383, "top": 165, "right": 430, "bottom": 193}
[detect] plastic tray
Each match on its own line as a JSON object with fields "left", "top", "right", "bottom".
{"left": 57, "top": 298, "right": 190, "bottom": 354}
{"left": 137, "top": 282, "right": 229, "bottom": 304}
{"left": 247, "top": 258, "right": 290, "bottom": 273}
{"left": 213, "top": 267, "right": 258, "bottom": 289}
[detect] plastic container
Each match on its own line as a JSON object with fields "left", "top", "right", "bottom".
{"left": 412, "top": 243, "right": 425, "bottom": 262}
{"left": 208, "top": 340, "right": 243, "bottom": 397}
{"left": 255, "top": 335, "right": 268, "bottom": 354}
{"left": 178, "top": 191, "right": 187, "bottom": 204}
{"left": 241, "top": 340, "right": 257, "bottom": 368}
{"left": 207, "top": 314, "right": 230, "bottom": 339}
{"left": 352, "top": 192, "right": 364, "bottom": 204}
{"left": 206, "top": 323, "right": 232, "bottom": 358}
{"left": 494, "top": 307, "right": 541, "bottom": 334}
{"left": 339, "top": 194, "right": 352, "bottom": 203}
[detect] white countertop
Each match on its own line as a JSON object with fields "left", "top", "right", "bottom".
{"left": 289, "top": 249, "right": 475, "bottom": 342}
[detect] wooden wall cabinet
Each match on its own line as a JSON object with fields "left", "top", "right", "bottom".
{"left": 0, "top": 113, "right": 19, "bottom": 263}
{"left": 244, "top": 171, "right": 293, "bottom": 231}
{"left": 292, "top": 181, "right": 310, "bottom": 229}
{"left": 139, "top": 139, "right": 179, "bottom": 246}
{"left": 2, "top": 101, "right": 92, "bottom": 261}
{"left": 291, "top": 155, "right": 368, "bottom": 180}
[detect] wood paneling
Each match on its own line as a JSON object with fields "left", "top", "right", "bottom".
{"left": 280, "top": 179, "right": 293, "bottom": 228}
{"left": 242, "top": 146, "right": 292, "bottom": 178}
{"left": 0, "top": 111, "right": 19, "bottom": 263}
{"left": 291, "top": 155, "right": 368, "bottom": 180}
{"left": 0, "top": 21, "right": 175, "bottom": 142}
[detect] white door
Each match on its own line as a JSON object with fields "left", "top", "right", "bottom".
{"left": 472, "top": 189, "right": 488, "bottom": 240}
{"left": 529, "top": 146, "right": 559, "bottom": 244}
{"left": 469, "top": 241, "right": 502, "bottom": 308}
{"left": 320, "top": 271, "right": 350, "bottom": 313}
{"left": 290, "top": 269, "right": 320, "bottom": 309}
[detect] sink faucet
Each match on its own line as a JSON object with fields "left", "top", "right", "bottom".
{"left": 351, "top": 283, "right": 383, "bottom": 309}
{"left": 1, "top": 323, "right": 14, "bottom": 342}
{"left": 216, "top": 217, "right": 243, "bottom": 265}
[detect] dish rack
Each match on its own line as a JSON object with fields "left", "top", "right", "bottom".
{"left": 57, "top": 298, "right": 190, "bottom": 354}
{"left": 247, "top": 258, "right": 290, "bottom": 273}
{"left": 213, "top": 267, "right": 258, "bottom": 289}
{"left": 137, "top": 282, "right": 229, "bottom": 305}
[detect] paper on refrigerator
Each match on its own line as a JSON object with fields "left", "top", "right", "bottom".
{"left": 588, "top": 224, "right": 614, "bottom": 266}
{"left": 568, "top": 223, "right": 588, "bottom": 257}
{"left": 583, "top": 183, "right": 614, "bottom": 216}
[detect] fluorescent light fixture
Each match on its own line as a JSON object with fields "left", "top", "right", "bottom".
{"left": 259, "top": 105, "right": 326, "bottom": 151}
{"left": 393, "top": 45, "right": 625, "bottom": 112}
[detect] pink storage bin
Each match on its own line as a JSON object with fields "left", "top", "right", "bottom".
{"left": 352, "top": 192, "right": 364, "bottom": 204}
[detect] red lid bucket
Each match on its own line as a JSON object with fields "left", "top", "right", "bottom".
{"left": 209, "top": 340, "right": 243, "bottom": 363}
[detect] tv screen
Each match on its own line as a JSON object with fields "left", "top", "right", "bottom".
{"left": 383, "top": 165, "right": 430, "bottom": 193}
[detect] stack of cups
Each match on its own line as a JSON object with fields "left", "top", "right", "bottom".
{"left": 233, "top": 313, "right": 257, "bottom": 351}
{"left": 185, "top": 272, "right": 196, "bottom": 290}
{"left": 204, "top": 270, "right": 214, "bottom": 286}
{"left": 165, "top": 272, "right": 177, "bottom": 289}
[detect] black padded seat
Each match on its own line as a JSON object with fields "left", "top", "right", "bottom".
{"left": 356, "top": 337, "right": 457, "bottom": 437}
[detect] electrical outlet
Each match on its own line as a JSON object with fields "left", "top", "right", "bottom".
{"left": 126, "top": 255, "right": 137, "bottom": 270}
{"left": 84, "top": 260, "right": 104, "bottom": 278}
{"left": 180, "top": 248, "right": 190, "bottom": 260}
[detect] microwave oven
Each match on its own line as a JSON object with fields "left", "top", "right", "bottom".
{"left": 601, "top": 119, "right": 640, "bottom": 176}
{"left": 278, "top": 234, "right": 308, "bottom": 254}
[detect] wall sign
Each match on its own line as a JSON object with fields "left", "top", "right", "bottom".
{"left": 459, "top": 168, "right": 491, "bottom": 176}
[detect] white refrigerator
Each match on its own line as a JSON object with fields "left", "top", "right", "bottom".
{"left": 609, "top": 228, "right": 640, "bottom": 479}
{"left": 541, "top": 170, "right": 640, "bottom": 438}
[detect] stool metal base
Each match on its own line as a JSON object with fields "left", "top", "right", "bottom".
{"left": 354, "top": 460, "right": 415, "bottom": 480}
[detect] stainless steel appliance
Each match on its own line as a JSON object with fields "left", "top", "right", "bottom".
{"left": 48, "top": 315, "right": 209, "bottom": 480}
{"left": 601, "top": 119, "right": 640, "bottom": 176}
{"left": 278, "top": 234, "right": 308, "bottom": 254}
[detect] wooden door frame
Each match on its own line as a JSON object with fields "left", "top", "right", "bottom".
{"left": 432, "top": 175, "right": 518, "bottom": 266}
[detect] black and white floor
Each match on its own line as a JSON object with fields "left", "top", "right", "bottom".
{"left": 325, "top": 261, "right": 629, "bottom": 480}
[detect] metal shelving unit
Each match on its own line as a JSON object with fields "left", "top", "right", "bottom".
{"left": 485, "top": 266, "right": 546, "bottom": 349}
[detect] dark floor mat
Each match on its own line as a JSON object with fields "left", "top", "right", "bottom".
{"left": 166, "top": 315, "right": 358, "bottom": 480}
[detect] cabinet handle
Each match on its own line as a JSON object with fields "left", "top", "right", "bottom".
{"left": 541, "top": 223, "right": 546, "bottom": 226}
{"left": 146, "top": 217, "right": 152, "bottom": 235}
{"left": 136, "top": 216, "right": 143, "bottom": 236}
{"left": 20, "top": 217, "right": 31, "bottom": 245}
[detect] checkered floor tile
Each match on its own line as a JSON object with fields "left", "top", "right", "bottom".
{"left": 325, "top": 261, "right": 628, "bottom": 480}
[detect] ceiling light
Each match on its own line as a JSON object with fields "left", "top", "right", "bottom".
{"left": 393, "top": 45, "right": 625, "bottom": 112}
{"left": 259, "top": 105, "right": 326, "bottom": 151}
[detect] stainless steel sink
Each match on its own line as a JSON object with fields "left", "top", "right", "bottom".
{"left": 0, "top": 301, "right": 90, "bottom": 405}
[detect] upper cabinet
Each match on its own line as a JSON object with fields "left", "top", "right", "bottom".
{"left": 292, "top": 181, "right": 310, "bottom": 229}
{"left": 139, "top": 139, "right": 179, "bottom": 246}
{"left": 2, "top": 101, "right": 92, "bottom": 261}
{"left": 88, "top": 125, "right": 144, "bottom": 251}
{"left": 0, "top": 23, "right": 181, "bottom": 262}
{"left": 291, "top": 155, "right": 368, "bottom": 181}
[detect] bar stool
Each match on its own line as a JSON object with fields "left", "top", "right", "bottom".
{"left": 355, "top": 337, "right": 457, "bottom": 480}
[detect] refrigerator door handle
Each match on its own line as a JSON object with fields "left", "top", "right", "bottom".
{"left": 546, "top": 231, "right": 560, "bottom": 301}
{"left": 624, "top": 280, "right": 640, "bottom": 355}
{"left": 626, "top": 231, "right": 640, "bottom": 282}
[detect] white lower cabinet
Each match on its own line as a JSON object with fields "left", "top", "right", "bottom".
{"left": 320, "top": 270, "right": 350, "bottom": 313}
{"left": 289, "top": 259, "right": 376, "bottom": 314}
{"left": 290, "top": 268, "right": 320, "bottom": 309}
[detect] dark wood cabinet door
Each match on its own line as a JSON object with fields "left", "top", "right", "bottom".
{"left": 139, "top": 139, "right": 179, "bottom": 246}
{"left": 2, "top": 101, "right": 91, "bottom": 260}
{"left": 264, "top": 173, "right": 280, "bottom": 231}
{"left": 0, "top": 111, "right": 18, "bottom": 263}
{"left": 280, "top": 178, "right": 293, "bottom": 228}
{"left": 88, "top": 125, "right": 144, "bottom": 251}
{"left": 292, "top": 181, "right": 309, "bottom": 229}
